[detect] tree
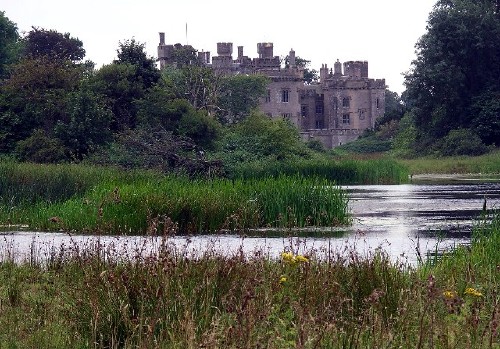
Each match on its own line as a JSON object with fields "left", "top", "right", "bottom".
{"left": 0, "top": 11, "right": 21, "bottom": 78}
{"left": 115, "top": 38, "right": 160, "bottom": 89}
{"left": 90, "top": 63, "right": 144, "bottom": 131}
{"left": 404, "top": 0, "right": 500, "bottom": 148}
{"left": 0, "top": 57, "right": 85, "bottom": 152}
{"left": 375, "top": 89, "right": 405, "bottom": 129}
{"left": 54, "top": 85, "right": 113, "bottom": 160}
{"left": 218, "top": 74, "right": 268, "bottom": 123}
{"left": 23, "top": 27, "right": 85, "bottom": 62}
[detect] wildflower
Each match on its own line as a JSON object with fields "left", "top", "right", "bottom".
{"left": 295, "top": 255, "right": 309, "bottom": 263}
{"left": 443, "top": 290, "right": 456, "bottom": 299}
{"left": 281, "top": 252, "right": 295, "bottom": 263}
{"left": 279, "top": 275, "right": 287, "bottom": 284}
{"left": 464, "top": 287, "right": 483, "bottom": 297}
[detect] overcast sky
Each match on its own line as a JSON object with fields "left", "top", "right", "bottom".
{"left": 3, "top": 0, "right": 437, "bottom": 94}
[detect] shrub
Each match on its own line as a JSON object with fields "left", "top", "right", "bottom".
{"left": 15, "top": 129, "right": 67, "bottom": 163}
{"left": 433, "top": 129, "right": 488, "bottom": 156}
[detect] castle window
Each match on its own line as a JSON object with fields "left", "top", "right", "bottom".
{"left": 282, "top": 89, "right": 290, "bottom": 103}
{"left": 342, "top": 113, "right": 350, "bottom": 125}
{"left": 376, "top": 98, "right": 380, "bottom": 109}
{"left": 301, "top": 105, "right": 308, "bottom": 117}
{"left": 315, "top": 120, "right": 324, "bottom": 129}
{"left": 265, "top": 89, "right": 271, "bottom": 103}
{"left": 342, "top": 97, "right": 350, "bottom": 108}
{"left": 282, "top": 113, "right": 292, "bottom": 119}
{"left": 315, "top": 104, "right": 324, "bottom": 115}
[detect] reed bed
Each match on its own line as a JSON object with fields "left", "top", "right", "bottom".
{"left": 0, "top": 213, "right": 498, "bottom": 348}
{"left": 226, "top": 158, "right": 410, "bottom": 184}
{"left": 1, "top": 162, "right": 350, "bottom": 234}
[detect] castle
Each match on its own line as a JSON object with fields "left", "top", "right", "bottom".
{"left": 157, "top": 33, "right": 386, "bottom": 148}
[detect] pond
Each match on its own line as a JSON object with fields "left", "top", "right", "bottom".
{"left": 2, "top": 175, "right": 500, "bottom": 265}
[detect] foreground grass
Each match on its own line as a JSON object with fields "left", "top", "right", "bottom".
{"left": 0, "top": 214, "right": 498, "bottom": 348}
{"left": 400, "top": 150, "right": 500, "bottom": 175}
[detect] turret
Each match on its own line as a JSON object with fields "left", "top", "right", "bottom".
{"left": 334, "top": 59, "right": 342, "bottom": 76}
{"left": 289, "top": 48, "right": 296, "bottom": 68}
{"left": 257, "top": 42, "right": 274, "bottom": 58}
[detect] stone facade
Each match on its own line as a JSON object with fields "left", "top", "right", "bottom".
{"left": 157, "top": 33, "right": 386, "bottom": 148}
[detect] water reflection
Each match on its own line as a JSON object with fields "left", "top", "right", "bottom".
{"left": 1, "top": 179, "right": 499, "bottom": 265}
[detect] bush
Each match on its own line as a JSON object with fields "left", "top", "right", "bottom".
{"left": 15, "top": 129, "right": 68, "bottom": 163}
{"left": 433, "top": 129, "right": 488, "bottom": 156}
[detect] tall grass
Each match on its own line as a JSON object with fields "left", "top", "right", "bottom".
{"left": 1, "top": 161, "right": 350, "bottom": 234}
{"left": 400, "top": 149, "right": 500, "bottom": 175}
{"left": 229, "top": 157, "right": 409, "bottom": 184}
{"left": 0, "top": 213, "right": 498, "bottom": 348}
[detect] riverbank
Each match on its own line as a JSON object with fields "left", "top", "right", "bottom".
{"left": 0, "top": 214, "right": 497, "bottom": 348}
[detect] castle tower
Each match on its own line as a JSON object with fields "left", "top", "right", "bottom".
{"left": 289, "top": 48, "right": 296, "bottom": 68}
{"left": 334, "top": 59, "right": 342, "bottom": 76}
{"left": 238, "top": 46, "right": 244, "bottom": 59}
{"left": 217, "top": 42, "right": 233, "bottom": 57}
{"left": 257, "top": 43, "right": 274, "bottom": 58}
{"left": 320, "top": 64, "right": 329, "bottom": 83}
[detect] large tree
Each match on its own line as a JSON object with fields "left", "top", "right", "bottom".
{"left": 404, "top": 0, "right": 500, "bottom": 148}
{"left": 23, "top": 27, "right": 85, "bottom": 62}
{"left": 0, "top": 11, "right": 21, "bottom": 78}
{"left": 114, "top": 38, "right": 160, "bottom": 89}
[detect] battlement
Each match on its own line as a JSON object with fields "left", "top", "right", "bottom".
{"left": 217, "top": 42, "right": 233, "bottom": 57}
{"left": 344, "top": 61, "right": 368, "bottom": 78}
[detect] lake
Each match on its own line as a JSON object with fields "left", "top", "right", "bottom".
{"left": 2, "top": 175, "right": 499, "bottom": 265}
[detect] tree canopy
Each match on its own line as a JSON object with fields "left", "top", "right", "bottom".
{"left": 23, "top": 27, "right": 85, "bottom": 62}
{"left": 404, "top": 0, "right": 500, "bottom": 149}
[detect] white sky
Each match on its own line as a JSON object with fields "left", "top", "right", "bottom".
{"left": 2, "top": 0, "right": 436, "bottom": 94}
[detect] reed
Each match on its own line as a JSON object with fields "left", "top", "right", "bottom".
{"left": 1, "top": 164, "right": 350, "bottom": 234}
{"left": 229, "top": 157, "right": 409, "bottom": 184}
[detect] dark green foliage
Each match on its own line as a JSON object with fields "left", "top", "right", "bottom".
{"left": 220, "top": 112, "right": 302, "bottom": 161}
{"left": 470, "top": 90, "right": 500, "bottom": 145}
{"left": 404, "top": 0, "right": 500, "bottom": 150}
{"left": 432, "top": 129, "right": 488, "bottom": 156}
{"left": 114, "top": 38, "right": 160, "bottom": 89}
{"left": 218, "top": 74, "right": 268, "bottom": 123}
{"left": 23, "top": 27, "right": 85, "bottom": 62}
{"left": 15, "top": 129, "right": 67, "bottom": 163}
{"left": 0, "top": 11, "right": 21, "bottom": 78}
{"left": 0, "top": 57, "right": 85, "bottom": 152}
{"left": 54, "top": 86, "right": 113, "bottom": 160}
{"left": 91, "top": 63, "right": 144, "bottom": 130}
{"left": 375, "top": 89, "right": 405, "bottom": 129}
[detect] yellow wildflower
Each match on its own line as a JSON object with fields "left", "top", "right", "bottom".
{"left": 279, "top": 275, "right": 287, "bottom": 284}
{"left": 295, "top": 255, "right": 309, "bottom": 263}
{"left": 281, "top": 252, "right": 295, "bottom": 263}
{"left": 443, "top": 290, "right": 456, "bottom": 299}
{"left": 464, "top": 287, "right": 483, "bottom": 297}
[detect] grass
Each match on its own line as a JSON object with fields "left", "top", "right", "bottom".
{"left": 0, "top": 212, "right": 498, "bottom": 348}
{"left": 400, "top": 149, "right": 500, "bottom": 175}
{"left": 0, "top": 161, "right": 350, "bottom": 234}
{"left": 228, "top": 157, "right": 409, "bottom": 184}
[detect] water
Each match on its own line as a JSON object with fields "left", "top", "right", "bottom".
{"left": 2, "top": 176, "right": 499, "bottom": 265}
